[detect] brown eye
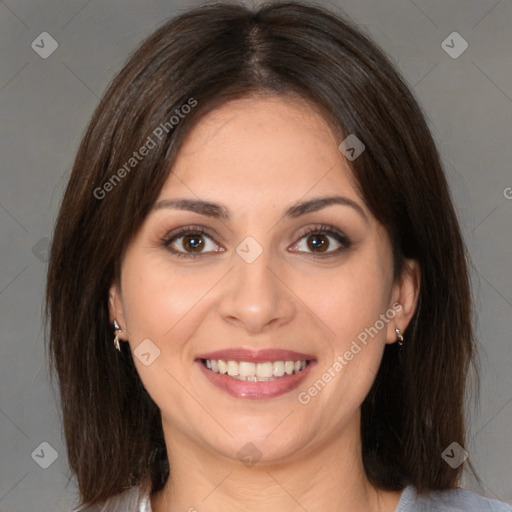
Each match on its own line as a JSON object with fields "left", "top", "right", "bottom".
{"left": 162, "top": 227, "right": 224, "bottom": 257}
{"left": 289, "top": 225, "right": 352, "bottom": 256}
{"left": 182, "top": 234, "right": 205, "bottom": 252}
{"left": 306, "top": 234, "right": 329, "bottom": 252}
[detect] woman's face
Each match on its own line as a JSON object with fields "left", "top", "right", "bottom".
{"left": 110, "top": 96, "right": 418, "bottom": 466}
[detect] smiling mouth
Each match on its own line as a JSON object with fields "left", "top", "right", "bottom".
{"left": 201, "top": 358, "right": 310, "bottom": 381}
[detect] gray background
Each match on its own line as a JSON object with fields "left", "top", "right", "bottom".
{"left": 0, "top": 0, "right": 511, "bottom": 510}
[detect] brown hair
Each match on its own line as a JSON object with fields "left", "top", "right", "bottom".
{"left": 46, "top": 0, "right": 475, "bottom": 508}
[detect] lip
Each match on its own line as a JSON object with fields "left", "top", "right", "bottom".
{"left": 195, "top": 348, "right": 317, "bottom": 400}
{"left": 195, "top": 348, "right": 316, "bottom": 363}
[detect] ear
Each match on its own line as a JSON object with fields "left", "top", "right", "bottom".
{"left": 108, "top": 282, "right": 129, "bottom": 340}
{"left": 385, "top": 258, "right": 421, "bottom": 344}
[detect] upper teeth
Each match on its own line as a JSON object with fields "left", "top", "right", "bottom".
{"left": 204, "top": 359, "right": 307, "bottom": 380}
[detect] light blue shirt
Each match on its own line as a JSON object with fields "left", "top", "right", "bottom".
{"left": 137, "top": 485, "right": 511, "bottom": 511}
{"left": 395, "top": 485, "right": 511, "bottom": 511}
{"left": 74, "top": 485, "right": 512, "bottom": 511}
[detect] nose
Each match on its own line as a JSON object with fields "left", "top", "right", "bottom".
{"left": 217, "top": 249, "right": 296, "bottom": 334}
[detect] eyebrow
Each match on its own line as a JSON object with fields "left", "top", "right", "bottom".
{"left": 285, "top": 196, "right": 368, "bottom": 222}
{"left": 152, "top": 195, "right": 368, "bottom": 222}
{"left": 152, "top": 199, "right": 230, "bottom": 219}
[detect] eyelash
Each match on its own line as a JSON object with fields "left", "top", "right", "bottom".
{"left": 293, "top": 224, "right": 352, "bottom": 257}
{"left": 159, "top": 224, "right": 352, "bottom": 258}
{"left": 160, "top": 225, "right": 219, "bottom": 259}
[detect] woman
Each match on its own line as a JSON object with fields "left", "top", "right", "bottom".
{"left": 46, "top": 1, "right": 510, "bottom": 511}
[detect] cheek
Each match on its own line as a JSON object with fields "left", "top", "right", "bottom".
{"left": 119, "top": 255, "right": 217, "bottom": 418}
{"left": 303, "top": 258, "right": 393, "bottom": 412}
{"left": 121, "top": 253, "right": 222, "bottom": 344}
{"left": 296, "top": 260, "right": 392, "bottom": 348}
{"left": 293, "top": 255, "right": 392, "bottom": 410}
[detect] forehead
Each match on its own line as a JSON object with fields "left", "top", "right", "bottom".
{"left": 161, "top": 95, "right": 362, "bottom": 206}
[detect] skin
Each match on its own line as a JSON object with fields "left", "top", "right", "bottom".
{"left": 109, "top": 95, "right": 420, "bottom": 512}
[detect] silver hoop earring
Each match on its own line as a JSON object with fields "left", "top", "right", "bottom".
{"left": 113, "top": 320, "right": 121, "bottom": 351}
{"left": 395, "top": 328, "right": 404, "bottom": 346}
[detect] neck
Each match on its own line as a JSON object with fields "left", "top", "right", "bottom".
{"left": 150, "top": 417, "right": 401, "bottom": 512}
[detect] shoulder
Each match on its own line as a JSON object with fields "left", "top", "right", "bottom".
{"left": 70, "top": 486, "right": 150, "bottom": 512}
{"left": 396, "top": 485, "right": 511, "bottom": 512}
